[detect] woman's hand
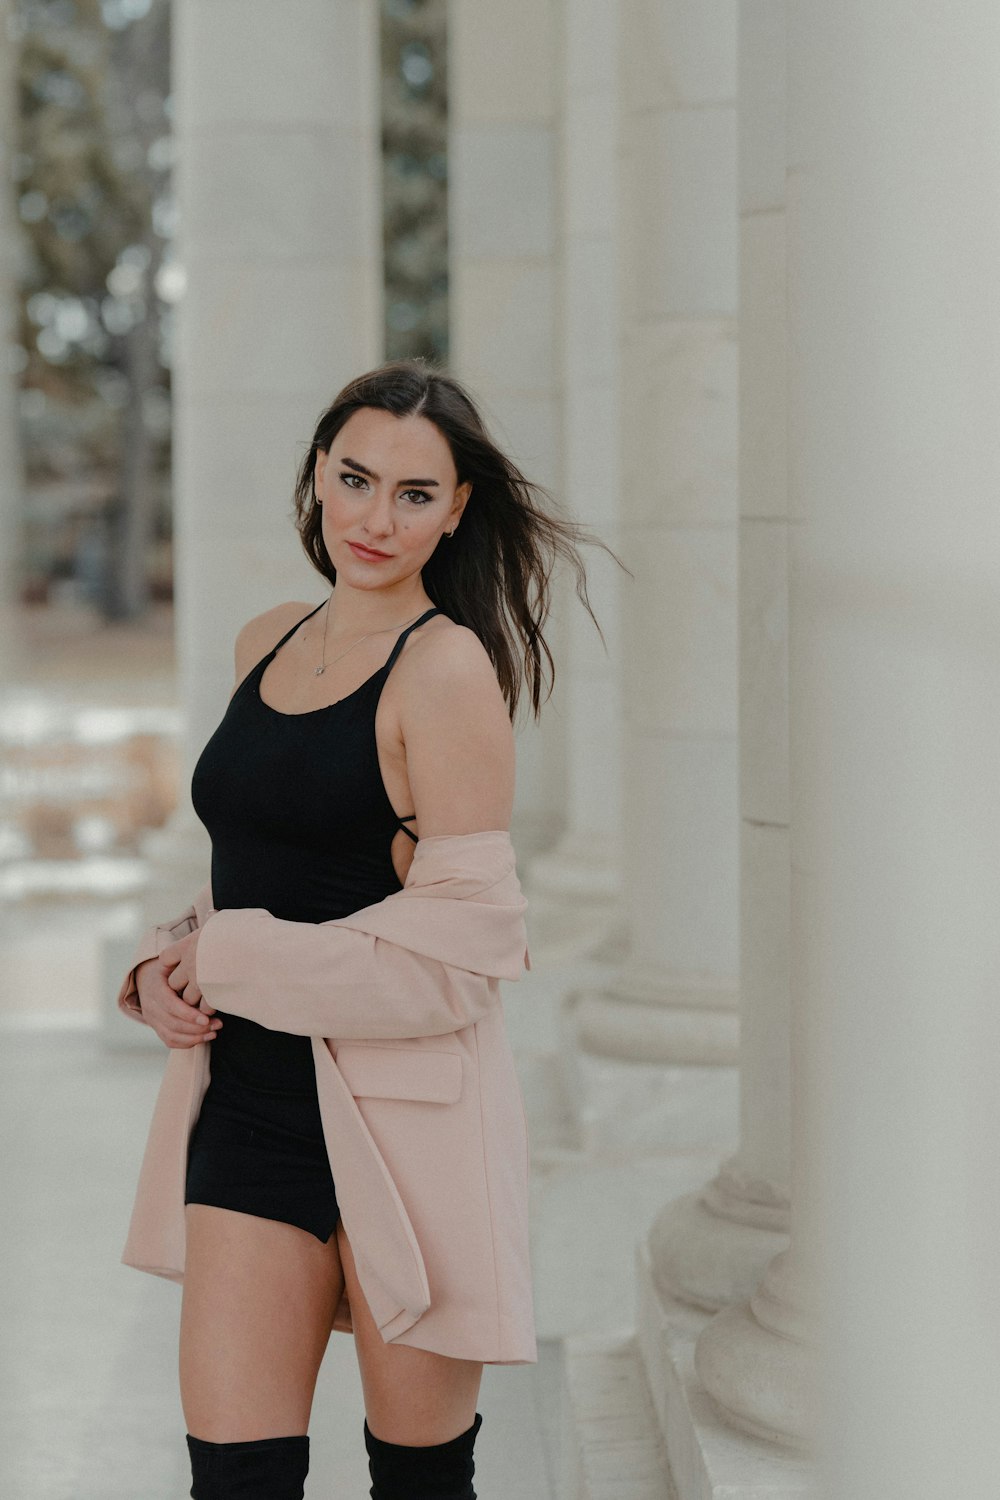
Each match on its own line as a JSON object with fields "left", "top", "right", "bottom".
{"left": 135, "top": 930, "right": 221, "bottom": 1049}
{"left": 159, "top": 928, "right": 207, "bottom": 1007}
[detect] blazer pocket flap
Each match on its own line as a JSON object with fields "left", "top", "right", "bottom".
{"left": 335, "top": 1044, "right": 462, "bottom": 1104}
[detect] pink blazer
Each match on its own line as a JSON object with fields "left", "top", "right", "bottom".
{"left": 116, "top": 829, "right": 537, "bottom": 1365}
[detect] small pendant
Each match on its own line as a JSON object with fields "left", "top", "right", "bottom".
{"left": 314, "top": 665, "right": 325, "bottom": 676}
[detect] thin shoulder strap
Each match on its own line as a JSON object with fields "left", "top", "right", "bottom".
{"left": 270, "top": 599, "right": 326, "bottom": 655}
{"left": 382, "top": 606, "right": 442, "bottom": 675}
{"left": 382, "top": 605, "right": 441, "bottom": 845}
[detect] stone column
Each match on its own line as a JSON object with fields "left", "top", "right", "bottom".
{"left": 701, "top": 3, "right": 1000, "bottom": 1476}
{"left": 103, "top": 0, "right": 382, "bottom": 1038}
{"left": 569, "top": 0, "right": 740, "bottom": 1066}
{"left": 646, "top": 0, "right": 791, "bottom": 1322}
{"left": 447, "top": 0, "right": 565, "bottom": 862}
{"left": 791, "top": 3, "right": 1000, "bottom": 1485}
{"left": 525, "top": 0, "right": 623, "bottom": 934}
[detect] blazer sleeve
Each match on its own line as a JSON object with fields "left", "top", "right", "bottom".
{"left": 192, "top": 833, "right": 529, "bottom": 1040}
{"left": 194, "top": 918, "right": 513, "bottom": 1040}
{"left": 116, "top": 880, "right": 213, "bottom": 1025}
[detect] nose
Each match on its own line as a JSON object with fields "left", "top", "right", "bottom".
{"left": 362, "top": 488, "right": 395, "bottom": 539}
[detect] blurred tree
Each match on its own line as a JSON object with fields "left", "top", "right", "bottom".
{"left": 380, "top": 0, "right": 447, "bottom": 364}
{"left": 0, "top": 0, "right": 28, "bottom": 672}
{"left": 15, "top": 0, "right": 172, "bottom": 618}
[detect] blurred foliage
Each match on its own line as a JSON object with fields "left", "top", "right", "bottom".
{"left": 381, "top": 0, "right": 448, "bottom": 364}
{"left": 13, "top": 0, "right": 172, "bottom": 608}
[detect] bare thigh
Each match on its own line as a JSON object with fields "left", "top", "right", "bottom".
{"left": 179, "top": 1204, "right": 345, "bottom": 1442}
{"left": 335, "top": 1218, "right": 483, "bottom": 1445}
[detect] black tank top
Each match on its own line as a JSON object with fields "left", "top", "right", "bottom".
{"left": 190, "top": 599, "right": 442, "bottom": 1088}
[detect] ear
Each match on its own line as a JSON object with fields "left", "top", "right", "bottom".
{"left": 314, "top": 448, "right": 329, "bottom": 496}
{"left": 451, "top": 480, "right": 472, "bottom": 524}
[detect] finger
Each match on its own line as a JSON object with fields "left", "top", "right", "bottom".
{"left": 166, "top": 1019, "right": 221, "bottom": 1047}
{"left": 165, "top": 1002, "right": 215, "bottom": 1033}
{"left": 162, "top": 986, "right": 202, "bottom": 1016}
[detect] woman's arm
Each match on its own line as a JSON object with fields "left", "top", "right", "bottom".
{"left": 172, "top": 629, "right": 523, "bottom": 1040}
{"left": 391, "top": 622, "right": 515, "bottom": 840}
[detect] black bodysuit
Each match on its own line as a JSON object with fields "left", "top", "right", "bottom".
{"left": 184, "top": 600, "right": 442, "bottom": 1241}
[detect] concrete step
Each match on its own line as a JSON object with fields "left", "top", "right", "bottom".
{"left": 560, "top": 1330, "right": 674, "bottom": 1500}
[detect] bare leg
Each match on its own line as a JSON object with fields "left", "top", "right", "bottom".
{"left": 335, "top": 1217, "right": 483, "bottom": 1445}
{"left": 179, "top": 1204, "right": 345, "bottom": 1442}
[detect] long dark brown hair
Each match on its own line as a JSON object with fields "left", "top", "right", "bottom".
{"left": 293, "top": 358, "right": 627, "bottom": 724}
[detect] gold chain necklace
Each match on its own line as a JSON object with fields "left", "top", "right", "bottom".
{"left": 313, "top": 597, "right": 426, "bottom": 677}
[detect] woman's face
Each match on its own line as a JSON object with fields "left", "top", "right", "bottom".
{"left": 313, "top": 407, "right": 471, "bottom": 591}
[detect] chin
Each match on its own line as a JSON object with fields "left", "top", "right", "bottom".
{"left": 338, "top": 553, "right": 415, "bottom": 587}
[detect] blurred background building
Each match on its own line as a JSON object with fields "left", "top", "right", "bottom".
{"left": 3, "top": 3, "right": 1000, "bottom": 1499}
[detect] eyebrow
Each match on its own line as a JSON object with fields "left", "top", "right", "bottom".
{"left": 339, "top": 456, "right": 440, "bottom": 487}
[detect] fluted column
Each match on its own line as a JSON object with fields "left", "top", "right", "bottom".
{"left": 647, "top": 0, "right": 791, "bottom": 1324}
{"left": 103, "top": 0, "right": 382, "bottom": 1036}
{"left": 447, "top": 0, "right": 565, "bottom": 862}
{"left": 526, "top": 0, "right": 623, "bottom": 925}
{"left": 689, "top": 2, "right": 817, "bottom": 1453}
{"left": 570, "top": 0, "right": 739, "bottom": 1065}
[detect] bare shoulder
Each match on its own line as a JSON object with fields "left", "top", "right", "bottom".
{"left": 394, "top": 617, "right": 514, "bottom": 834}
{"left": 232, "top": 600, "right": 318, "bottom": 682}
{"left": 398, "top": 617, "right": 510, "bottom": 723}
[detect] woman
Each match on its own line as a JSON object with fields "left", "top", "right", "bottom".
{"left": 118, "top": 359, "right": 616, "bottom": 1500}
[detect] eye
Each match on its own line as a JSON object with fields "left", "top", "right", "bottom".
{"left": 401, "top": 489, "right": 434, "bottom": 506}
{"left": 339, "top": 471, "right": 367, "bottom": 490}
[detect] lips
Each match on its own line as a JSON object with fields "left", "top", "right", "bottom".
{"left": 348, "top": 542, "right": 392, "bottom": 561}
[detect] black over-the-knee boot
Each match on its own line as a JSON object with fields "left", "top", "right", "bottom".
{"left": 185, "top": 1432, "right": 310, "bottom": 1500}
{"left": 363, "top": 1412, "right": 483, "bottom": 1500}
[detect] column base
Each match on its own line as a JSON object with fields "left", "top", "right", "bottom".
{"left": 556, "top": 981, "right": 739, "bottom": 1159}
{"left": 567, "top": 960, "right": 739, "bottom": 1065}
{"left": 647, "top": 1155, "right": 790, "bottom": 1311}
{"left": 648, "top": 1188, "right": 789, "bottom": 1314}
{"left": 693, "top": 1248, "right": 820, "bottom": 1453}
{"left": 523, "top": 845, "right": 625, "bottom": 969}
{"left": 635, "top": 1238, "right": 819, "bottom": 1496}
